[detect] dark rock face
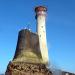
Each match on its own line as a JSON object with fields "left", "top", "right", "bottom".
{"left": 13, "top": 29, "right": 43, "bottom": 64}
{"left": 14, "top": 29, "right": 41, "bottom": 60}
{"left": 5, "top": 61, "right": 52, "bottom": 75}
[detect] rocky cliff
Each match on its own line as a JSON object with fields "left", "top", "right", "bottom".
{"left": 5, "top": 61, "right": 52, "bottom": 75}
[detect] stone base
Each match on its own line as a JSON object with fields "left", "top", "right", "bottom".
{"left": 5, "top": 61, "right": 52, "bottom": 75}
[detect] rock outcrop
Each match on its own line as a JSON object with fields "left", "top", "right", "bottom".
{"left": 5, "top": 61, "right": 52, "bottom": 75}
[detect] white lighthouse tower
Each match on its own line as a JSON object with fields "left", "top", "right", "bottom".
{"left": 35, "top": 6, "right": 49, "bottom": 64}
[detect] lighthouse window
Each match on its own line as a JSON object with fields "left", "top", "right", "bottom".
{"left": 41, "top": 26, "right": 43, "bottom": 28}
{"left": 40, "top": 35, "right": 41, "bottom": 37}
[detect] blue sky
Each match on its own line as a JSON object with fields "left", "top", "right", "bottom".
{"left": 0, "top": 0, "right": 75, "bottom": 73}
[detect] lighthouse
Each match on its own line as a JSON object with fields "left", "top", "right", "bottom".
{"left": 5, "top": 6, "right": 52, "bottom": 75}
{"left": 35, "top": 6, "right": 49, "bottom": 64}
